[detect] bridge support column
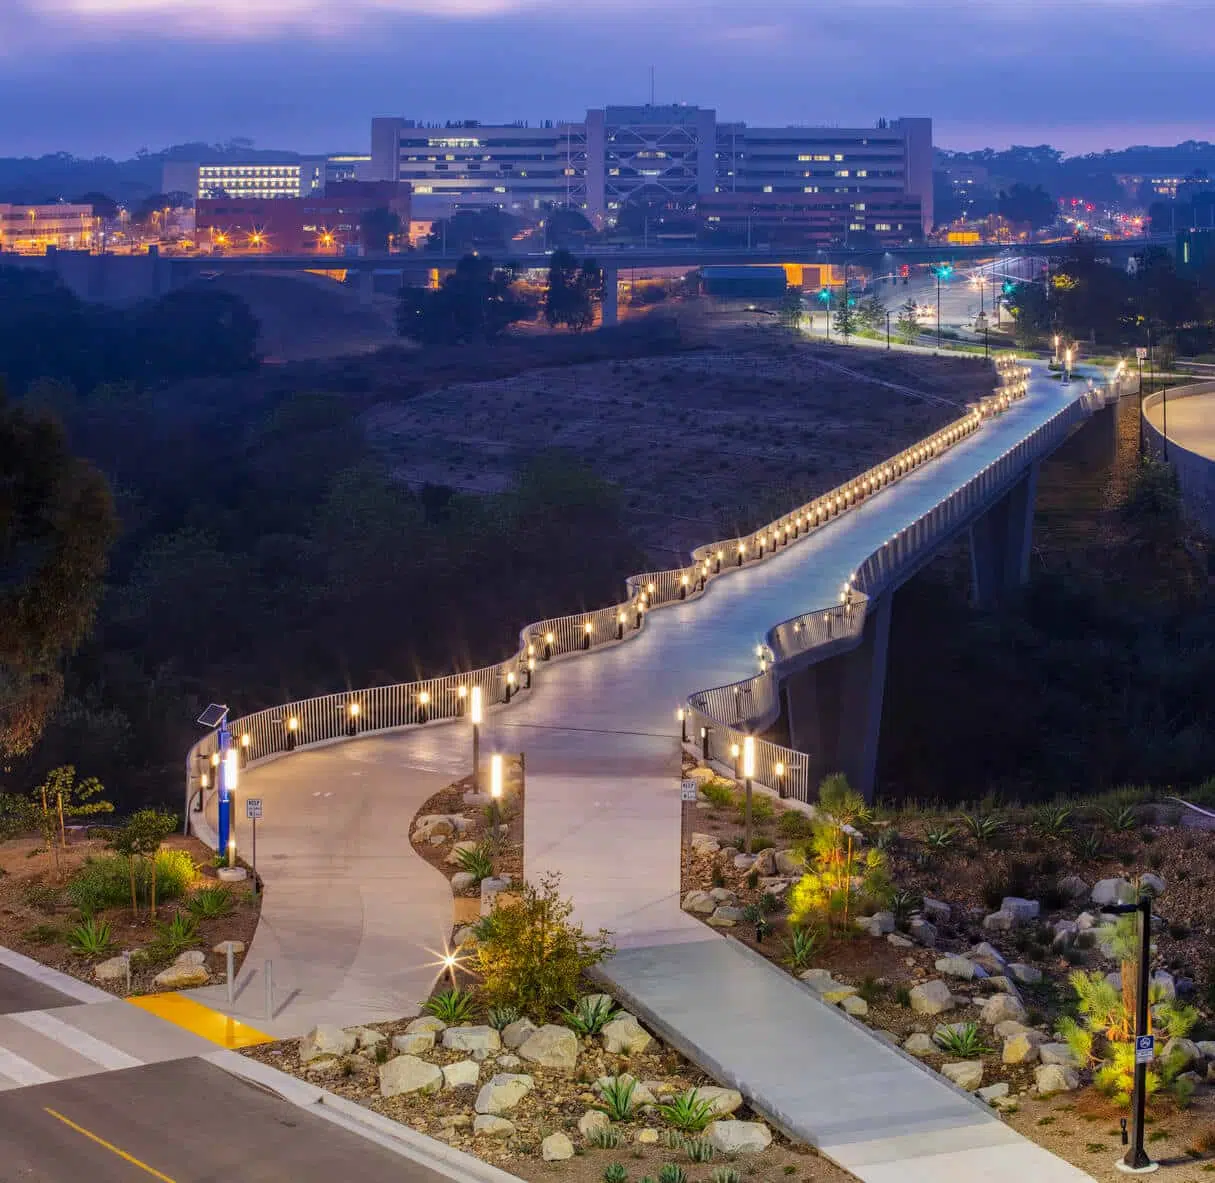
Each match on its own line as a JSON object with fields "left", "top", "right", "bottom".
{"left": 968, "top": 461, "right": 1038, "bottom": 609}
{"left": 601, "top": 265, "right": 619, "bottom": 327}
{"left": 783, "top": 591, "right": 892, "bottom": 801}
{"left": 357, "top": 269, "right": 375, "bottom": 305}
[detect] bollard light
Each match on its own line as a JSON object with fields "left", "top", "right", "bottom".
{"left": 716, "top": 548, "right": 724, "bottom": 573}
{"left": 617, "top": 610, "right": 626, "bottom": 640}
{"left": 680, "top": 574, "right": 689, "bottom": 600}
{"left": 582, "top": 621, "right": 593, "bottom": 650}
{"left": 470, "top": 686, "right": 483, "bottom": 787}
{"left": 543, "top": 630, "right": 555, "bottom": 661}
{"left": 730, "top": 742, "right": 741, "bottom": 779}
{"left": 635, "top": 600, "right": 644, "bottom": 629}
{"left": 470, "top": 685, "right": 482, "bottom": 726}
{"left": 647, "top": 582, "right": 656, "bottom": 598}
{"left": 227, "top": 836, "right": 236, "bottom": 869}
{"left": 490, "top": 753, "right": 503, "bottom": 800}
{"left": 677, "top": 707, "right": 688, "bottom": 743}
{"left": 347, "top": 700, "right": 361, "bottom": 737}
{"left": 742, "top": 735, "right": 757, "bottom": 854}
{"left": 285, "top": 715, "right": 299, "bottom": 750}
{"left": 418, "top": 690, "right": 430, "bottom": 724}
{"left": 457, "top": 684, "right": 468, "bottom": 716}
{"left": 737, "top": 542, "right": 746, "bottom": 566}
{"left": 504, "top": 672, "right": 516, "bottom": 704}
{"left": 775, "top": 760, "right": 787, "bottom": 799}
{"left": 239, "top": 731, "right": 251, "bottom": 766}
{"left": 526, "top": 656, "right": 535, "bottom": 688}
{"left": 700, "top": 724, "right": 711, "bottom": 761}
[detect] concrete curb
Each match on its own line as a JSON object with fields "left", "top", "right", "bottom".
{"left": 205, "top": 1049, "right": 522, "bottom": 1183}
{"left": 0, "top": 944, "right": 115, "bottom": 1004}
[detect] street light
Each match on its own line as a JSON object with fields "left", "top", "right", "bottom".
{"left": 470, "top": 686, "right": 483, "bottom": 787}
{"left": 1099, "top": 895, "right": 1156, "bottom": 1175}
{"left": 742, "top": 736, "right": 756, "bottom": 854}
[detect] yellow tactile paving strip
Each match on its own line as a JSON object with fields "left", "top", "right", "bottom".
{"left": 126, "top": 993, "right": 273, "bottom": 1050}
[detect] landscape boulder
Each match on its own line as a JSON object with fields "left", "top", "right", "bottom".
{"left": 1162, "top": 1037, "right": 1201, "bottom": 1073}
{"left": 299, "top": 1025, "right": 357, "bottom": 1063}
{"left": 1058, "top": 875, "right": 1090, "bottom": 902}
{"left": 1039, "top": 1043, "right": 1081, "bottom": 1068}
{"left": 841, "top": 995, "right": 869, "bottom": 1016}
{"left": 474, "top": 1073, "right": 535, "bottom": 1115}
{"left": 774, "top": 850, "right": 805, "bottom": 876}
{"left": 707, "top": 906, "right": 745, "bottom": 927}
{"left": 1091, "top": 878, "right": 1135, "bottom": 907}
{"left": 442, "top": 1025, "right": 501, "bottom": 1055}
{"left": 1000, "top": 898, "right": 1040, "bottom": 923}
{"left": 601, "top": 1014, "right": 653, "bottom": 1056}
{"left": 578, "top": 1110, "right": 609, "bottom": 1139}
{"left": 405, "top": 1015, "right": 446, "bottom": 1035}
{"left": 921, "top": 897, "right": 951, "bottom": 924}
{"left": 1035, "top": 1064, "right": 1079, "bottom": 1094}
{"left": 903, "top": 1033, "right": 937, "bottom": 1057}
{"left": 706, "top": 1121, "right": 772, "bottom": 1155}
{"left": 856, "top": 912, "right": 895, "bottom": 937}
{"left": 392, "top": 1031, "right": 436, "bottom": 1056}
{"left": 982, "top": 911, "right": 1015, "bottom": 932}
{"left": 941, "top": 1060, "right": 983, "bottom": 1091}
{"left": 541, "top": 1133, "right": 575, "bottom": 1161}
{"left": 152, "top": 964, "right": 209, "bottom": 990}
{"left": 450, "top": 872, "right": 477, "bottom": 894}
{"left": 379, "top": 1055, "right": 443, "bottom": 1097}
{"left": 1008, "top": 963, "right": 1043, "bottom": 985}
{"left": 442, "top": 1060, "right": 481, "bottom": 1089}
{"left": 518, "top": 1024, "right": 579, "bottom": 1071}
{"left": 909, "top": 980, "right": 955, "bottom": 1015}
{"left": 981, "top": 994, "right": 1027, "bottom": 1026}
{"left": 501, "top": 1018, "right": 538, "bottom": 1049}
{"left": 1140, "top": 873, "right": 1166, "bottom": 897}
{"left": 909, "top": 918, "right": 937, "bottom": 947}
{"left": 682, "top": 891, "right": 716, "bottom": 915}
{"left": 935, "top": 956, "right": 981, "bottom": 980}
{"left": 473, "top": 1115, "right": 515, "bottom": 1137}
{"left": 695, "top": 1086, "right": 743, "bottom": 1116}
{"left": 1001, "top": 1033, "right": 1040, "bottom": 1065}
{"left": 94, "top": 956, "right": 129, "bottom": 983}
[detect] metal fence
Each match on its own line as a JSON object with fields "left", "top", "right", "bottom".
{"left": 183, "top": 357, "right": 1065, "bottom": 830}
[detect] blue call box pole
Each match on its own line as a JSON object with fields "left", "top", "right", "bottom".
{"left": 216, "top": 715, "right": 232, "bottom": 863}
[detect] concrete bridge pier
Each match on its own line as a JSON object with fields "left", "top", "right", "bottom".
{"left": 968, "top": 461, "right": 1038, "bottom": 609}
{"left": 357, "top": 268, "right": 375, "bottom": 305}
{"left": 782, "top": 591, "right": 892, "bottom": 801}
{"left": 601, "top": 265, "right": 619, "bottom": 327}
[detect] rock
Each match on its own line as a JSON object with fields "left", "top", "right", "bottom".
{"left": 978, "top": 1082, "right": 1010, "bottom": 1104}
{"left": 1058, "top": 875, "right": 1090, "bottom": 901}
{"left": 501, "top": 1018, "right": 537, "bottom": 1049}
{"left": 442, "top": 1026, "right": 501, "bottom": 1055}
{"left": 935, "top": 956, "right": 980, "bottom": 980}
{"left": 982, "top": 911, "right": 1015, "bottom": 932}
{"left": 379, "top": 1055, "right": 444, "bottom": 1097}
{"left": 732, "top": 854, "right": 756, "bottom": 871}
{"left": 518, "top": 1024, "right": 579, "bottom": 1071}
{"left": 1051, "top": 923, "right": 1078, "bottom": 951}
{"left": 799, "top": 968, "right": 835, "bottom": 991}
{"left": 579, "top": 1109, "right": 609, "bottom": 1139}
{"left": 642, "top": 1080, "right": 677, "bottom": 1099}
{"left": 480, "top": 877, "right": 511, "bottom": 913}
{"left": 440, "top": 1114, "right": 472, "bottom": 1130}
{"left": 941, "top": 1060, "right": 983, "bottom": 1091}
{"left": 904, "top": 1032, "right": 937, "bottom": 1057}
{"left": 541, "top": 1133, "right": 575, "bottom": 1162}
{"left": 706, "top": 1120, "right": 772, "bottom": 1155}
{"left": 981, "top": 994, "right": 1027, "bottom": 1025}
{"left": 601, "top": 1014, "right": 653, "bottom": 1056}
{"left": 392, "top": 1031, "right": 436, "bottom": 1056}
{"left": 841, "top": 995, "right": 869, "bottom": 1016}
{"left": 299, "top": 1025, "right": 357, "bottom": 1063}
{"left": 212, "top": 940, "right": 245, "bottom": 956}
{"left": 405, "top": 1015, "right": 446, "bottom": 1035}
{"left": 1035, "top": 1064, "right": 1079, "bottom": 1094}
{"left": 1039, "top": 1043, "right": 1080, "bottom": 1068}
{"left": 1162, "top": 1037, "right": 1201, "bottom": 1072}
{"left": 636, "top": 1128, "right": 659, "bottom": 1145}
{"left": 445, "top": 839, "right": 479, "bottom": 866}
{"left": 695, "top": 1086, "right": 743, "bottom": 1116}
{"left": 887, "top": 934, "right": 914, "bottom": 948}
{"left": 909, "top": 980, "right": 956, "bottom": 1015}
{"left": 856, "top": 912, "right": 895, "bottom": 936}
{"left": 415, "top": 815, "right": 455, "bottom": 839}
{"left": 709, "top": 887, "right": 738, "bottom": 905}
{"left": 1196, "top": 1041, "right": 1215, "bottom": 1060}
{"left": 909, "top": 918, "right": 937, "bottom": 947}
{"left": 682, "top": 890, "right": 716, "bottom": 915}
{"left": 751, "top": 849, "right": 776, "bottom": 877}
{"left": 350, "top": 1027, "right": 386, "bottom": 1050}
{"left": 1008, "top": 963, "right": 1043, "bottom": 985}
{"left": 1000, "top": 898, "right": 1039, "bottom": 923}
{"left": 821, "top": 986, "right": 859, "bottom": 1004}
{"left": 1152, "top": 970, "right": 1177, "bottom": 1001}
{"left": 473, "top": 1115, "right": 515, "bottom": 1137}
{"left": 970, "top": 942, "right": 1006, "bottom": 965}
{"left": 496, "top": 1054, "right": 522, "bottom": 1070}
{"left": 1140, "top": 873, "right": 1166, "bottom": 897}
{"left": 1091, "top": 878, "right": 1135, "bottom": 907}
{"left": 442, "top": 1059, "right": 481, "bottom": 1089}
{"left": 987, "top": 976, "right": 1017, "bottom": 993}
{"left": 1002, "top": 1034, "right": 1040, "bottom": 1065}
{"left": 1075, "top": 911, "right": 1097, "bottom": 930}
{"left": 303, "top": 1056, "right": 342, "bottom": 1079}
{"left": 152, "top": 963, "right": 209, "bottom": 990}
{"left": 474, "top": 1073, "right": 535, "bottom": 1115}
{"left": 995, "top": 1022, "right": 1047, "bottom": 1044}
{"left": 94, "top": 956, "right": 129, "bottom": 983}
{"left": 450, "top": 872, "right": 477, "bottom": 893}
{"left": 707, "top": 906, "right": 745, "bottom": 927}
{"left": 922, "top": 897, "right": 951, "bottom": 924}
{"left": 453, "top": 926, "right": 477, "bottom": 947}
{"left": 774, "top": 850, "right": 805, "bottom": 876}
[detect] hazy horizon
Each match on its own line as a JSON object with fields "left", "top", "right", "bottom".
{"left": 5, "top": 0, "right": 1213, "bottom": 161}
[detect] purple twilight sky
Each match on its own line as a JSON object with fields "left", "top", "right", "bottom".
{"left": 3, "top": 0, "right": 1213, "bottom": 159}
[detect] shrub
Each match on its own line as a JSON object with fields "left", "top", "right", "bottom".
{"left": 67, "top": 916, "right": 114, "bottom": 957}
{"left": 424, "top": 988, "right": 477, "bottom": 1024}
{"left": 474, "top": 872, "right": 613, "bottom": 1016}
{"left": 67, "top": 850, "right": 193, "bottom": 915}
{"left": 1102, "top": 805, "right": 1138, "bottom": 833}
{"left": 924, "top": 825, "right": 956, "bottom": 851}
{"left": 595, "top": 1076, "right": 638, "bottom": 1121}
{"left": 777, "top": 811, "right": 813, "bottom": 840}
{"left": 186, "top": 886, "right": 232, "bottom": 919}
{"left": 487, "top": 1004, "right": 521, "bottom": 1032}
{"left": 700, "top": 781, "right": 734, "bottom": 810}
{"left": 960, "top": 812, "right": 1004, "bottom": 845}
{"left": 1034, "top": 803, "right": 1073, "bottom": 839}
{"left": 933, "top": 1022, "right": 992, "bottom": 1057}
{"left": 151, "top": 913, "right": 198, "bottom": 958}
{"left": 658, "top": 1089, "right": 715, "bottom": 1134}
{"left": 895, "top": 985, "right": 912, "bottom": 1007}
{"left": 603, "top": 1163, "right": 628, "bottom": 1183}
{"left": 736, "top": 795, "right": 774, "bottom": 826}
{"left": 562, "top": 995, "right": 618, "bottom": 1036}
{"left": 1072, "top": 830, "right": 1105, "bottom": 863}
{"left": 454, "top": 843, "right": 495, "bottom": 884}
{"left": 890, "top": 889, "right": 921, "bottom": 922}
{"left": 22, "top": 923, "right": 63, "bottom": 945}
{"left": 22, "top": 881, "right": 59, "bottom": 914}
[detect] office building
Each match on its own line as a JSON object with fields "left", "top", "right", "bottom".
{"left": 369, "top": 105, "right": 932, "bottom": 235}
{"left": 700, "top": 191, "right": 924, "bottom": 247}
{"left": 162, "top": 159, "right": 329, "bottom": 201}
{"left": 0, "top": 203, "right": 98, "bottom": 253}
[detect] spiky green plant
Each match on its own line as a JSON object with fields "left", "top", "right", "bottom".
{"left": 487, "top": 1004, "right": 521, "bottom": 1032}
{"left": 924, "top": 825, "right": 956, "bottom": 851}
{"left": 603, "top": 1163, "right": 628, "bottom": 1183}
{"left": 186, "top": 885, "right": 232, "bottom": 919}
{"left": 710, "top": 1169, "right": 740, "bottom": 1183}
{"left": 889, "top": 889, "right": 922, "bottom": 922}
{"left": 657, "top": 1089, "right": 715, "bottom": 1134}
{"left": 67, "top": 916, "right": 113, "bottom": 957}
{"left": 1034, "top": 803, "right": 1073, "bottom": 838}
{"left": 151, "top": 912, "right": 198, "bottom": 958}
{"left": 933, "top": 1022, "right": 992, "bottom": 1057}
{"left": 562, "top": 994, "right": 618, "bottom": 1036}
{"left": 658, "top": 1165, "right": 687, "bottom": 1183}
{"left": 590, "top": 1126, "right": 624, "bottom": 1150}
{"left": 454, "top": 843, "right": 495, "bottom": 884}
{"left": 1101, "top": 805, "right": 1138, "bottom": 833}
{"left": 423, "top": 987, "right": 477, "bottom": 1024}
{"left": 594, "top": 1076, "right": 638, "bottom": 1122}
{"left": 960, "top": 812, "right": 1004, "bottom": 845}
{"left": 783, "top": 925, "right": 822, "bottom": 971}
{"left": 685, "top": 1139, "right": 715, "bottom": 1164}
{"left": 1072, "top": 830, "right": 1105, "bottom": 862}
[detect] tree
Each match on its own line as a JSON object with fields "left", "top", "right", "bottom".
{"left": 544, "top": 249, "right": 602, "bottom": 332}
{"left": 71, "top": 192, "right": 119, "bottom": 220}
{"left": 358, "top": 206, "right": 402, "bottom": 254}
{"left": 541, "top": 205, "right": 593, "bottom": 248}
{"left": 36, "top": 765, "right": 111, "bottom": 851}
{"left": 997, "top": 183, "right": 1058, "bottom": 231}
{"left": 1003, "top": 280, "right": 1052, "bottom": 348}
{"left": 397, "top": 254, "right": 529, "bottom": 345}
{"left": 124, "top": 809, "right": 177, "bottom": 919}
{"left": 0, "top": 391, "right": 116, "bottom": 757}
{"left": 856, "top": 293, "right": 886, "bottom": 333}
{"left": 778, "top": 288, "right": 805, "bottom": 330}
{"left": 895, "top": 297, "right": 921, "bottom": 343}
{"left": 131, "top": 287, "right": 260, "bottom": 379}
{"left": 832, "top": 298, "right": 859, "bottom": 341}
{"left": 106, "top": 824, "right": 141, "bottom": 920}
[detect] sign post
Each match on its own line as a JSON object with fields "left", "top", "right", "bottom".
{"left": 680, "top": 779, "right": 698, "bottom": 851}
{"left": 246, "top": 797, "right": 263, "bottom": 894}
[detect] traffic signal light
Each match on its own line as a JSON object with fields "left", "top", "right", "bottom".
{"left": 818, "top": 288, "right": 831, "bottom": 302}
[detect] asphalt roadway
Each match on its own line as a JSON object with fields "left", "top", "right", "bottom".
{"left": 0, "top": 967, "right": 78, "bottom": 1017}
{"left": 0, "top": 1057, "right": 454, "bottom": 1183}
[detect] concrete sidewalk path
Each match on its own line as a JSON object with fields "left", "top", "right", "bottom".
{"left": 604, "top": 938, "right": 1093, "bottom": 1183}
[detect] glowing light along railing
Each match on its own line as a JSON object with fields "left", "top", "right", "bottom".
{"left": 184, "top": 359, "right": 1031, "bottom": 827}
{"left": 689, "top": 368, "right": 1123, "bottom": 804}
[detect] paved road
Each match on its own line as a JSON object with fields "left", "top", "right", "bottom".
{"left": 0, "top": 1057, "right": 452, "bottom": 1183}
{"left": 1145, "top": 388, "right": 1215, "bottom": 460}
{"left": 0, "top": 966, "right": 78, "bottom": 1017}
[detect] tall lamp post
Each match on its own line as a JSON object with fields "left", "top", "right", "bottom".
{"left": 932, "top": 263, "right": 952, "bottom": 351}
{"left": 1099, "top": 895, "right": 1157, "bottom": 1175}
{"left": 470, "top": 686, "right": 483, "bottom": 788}
{"left": 742, "top": 736, "right": 756, "bottom": 855}
{"left": 885, "top": 309, "right": 892, "bottom": 350}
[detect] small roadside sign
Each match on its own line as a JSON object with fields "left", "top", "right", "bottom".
{"left": 246, "top": 798, "right": 263, "bottom": 820}
{"left": 680, "top": 780, "right": 699, "bottom": 803}
{"left": 1136, "top": 347, "right": 1148, "bottom": 361}
{"left": 1135, "top": 1034, "right": 1155, "bottom": 1064}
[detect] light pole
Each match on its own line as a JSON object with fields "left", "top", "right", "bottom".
{"left": 886, "top": 309, "right": 891, "bottom": 350}
{"left": 470, "top": 686, "right": 483, "bottom": 788}
{"left": 1064, "top": 346, "right": 1073, "bottom": 383}
{"left": 1100, "top": 895, "right": 1156, "bottom": 1175}
{"left": 742, "top": 736, "right": 756, "bottom": 854}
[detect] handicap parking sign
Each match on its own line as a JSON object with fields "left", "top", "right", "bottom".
{"left": 1135, "top": 1035, "right": 1155, "bottom": 1064}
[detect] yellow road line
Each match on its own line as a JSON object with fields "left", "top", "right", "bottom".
{"left": 43, "top": 1107, "right": 178, "bottom": 1182}
{"left": 126, "top": 992, "right": 273, "bottom": 1049}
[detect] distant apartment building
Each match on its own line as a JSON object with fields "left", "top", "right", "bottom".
{"left": 0, "top": 203, "right": 98, "bottom": 253}
{"left": 195, "top": 181, "right": 411, "bottom": 254}
{"left": 700, "top": 191, "right": 924, "bottom": 247}
{"left": 369, "top": 105, "right": 933, "bottom": 236}
{"left": 162, "top": 158, "right": 330, "bottom": 201}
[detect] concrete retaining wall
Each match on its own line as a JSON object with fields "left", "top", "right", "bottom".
{"left": 1143, "top": 381, "right": 1215, "bottom": 536}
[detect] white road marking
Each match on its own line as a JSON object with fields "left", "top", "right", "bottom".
{"left": 10, "top": 1011, "right": 142, "bottom": 1071}
{"left": 0, "top": 1046, "right": 57, "bottom": 1087}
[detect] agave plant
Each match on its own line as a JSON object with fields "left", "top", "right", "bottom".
{"left": 593, "top": 1075, "right": 638, "bottom": 1122}
{"left": 423, "top": 987, "right": 477, "bottom": 1024}
{"left": 454, "top": 843, "right": 495, "bottom": 884}
{"left": 657, "top": 1089, "right": 715, "bottom": 1134}
{"left": 487, "top": 1004, "right": 521, "bottom": 1032}
{"left": 783, "top": 925, "right": 822, "bottom": 971}
{"left": 1034, "top": 803, "right": 1074, "bottom": 839}
{"left": 67, "top": 916, "right": 113, "bottom": 957}
{"left": 561, "top": 994, "right": 618, "bottom": 1036}
{"left": 933, "top": 1021, "right": 992, "bottom": 1057}
{"left": 1101, "top": 805, "right": 1138, "bottom": 833}
{"left": 960, "top": 812, "right": 1004, "bottom": 845}
{"left": 924, "top": 825, "right": 956, "bottom": 851}
{"left": 602, "top": 1163, "right": 628, "bottom": 1183}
